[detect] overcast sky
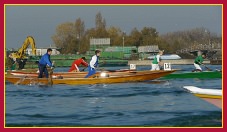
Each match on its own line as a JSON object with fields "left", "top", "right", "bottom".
{"left": 5, "top": 5, "right": 222, "bottom": 48}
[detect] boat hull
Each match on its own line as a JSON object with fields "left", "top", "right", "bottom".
{"left": 7, "top": 69, "right": 135, "bottom": 78}
{"left": 162, "top": 71, "right": 222, "bottom": 79}
{"left": 6, "top": 70, "right": 176, "bottom": 85}
{"left": 183, "top": 86, "right": 222, "bottom": 109}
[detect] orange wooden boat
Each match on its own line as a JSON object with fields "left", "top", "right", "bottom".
{"left": 7, "top": 69, "right": 135, "bottom": 78}
{"left": 5, "top": 70, "right": 176, "bottom": 85}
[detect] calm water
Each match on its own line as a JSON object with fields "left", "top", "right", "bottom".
{"left": 5, "top": 65, "right": 222, "bottom": 127}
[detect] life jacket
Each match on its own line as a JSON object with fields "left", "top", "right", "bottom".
{"left": 152, "top": 55, "right": 159, "bottom": 64}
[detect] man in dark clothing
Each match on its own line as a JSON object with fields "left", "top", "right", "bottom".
{"left": 7, "top": 53, "right": 16, "bottom": 70}
{"left": 16, "top": 59, "right": 27, "bottom": 70}
{"left": 38, "top": 48, "right": 54, "bottom": 78}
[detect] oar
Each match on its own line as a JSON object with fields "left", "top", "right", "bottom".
{"left": 81, "top": 67, "right": 87, "bottom": 72}
{"left": 96, "top": 68, "right": 106, "bottom": 72}
{"left": 88, "top": 72, "right": 100, "bottom": 78}
{"left": 15, "top": 75, "right": 27, "bottom": 85}
{"left": 48, "top": 67, "right": 54, "bottom": 86}
{"left": 203, "top": 64, "right": 212, "bottom": 71}
{"left": 96, "top": 68, "right": 134, "bottom": 72}
{"left": 80, "top": 61, "right": 105, "bottom": 72}
{"left": 215, "top": 69, "right": 222, "bottom": 72}
{"left": 96, "top": 68, "right": 116, "bottom": 72}
{"left": 96, "top": 68, "right": 137, "bottom": 75}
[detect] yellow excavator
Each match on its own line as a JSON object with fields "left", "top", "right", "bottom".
{"left": 10, "top": 36, "right": 37, "bottom": 69}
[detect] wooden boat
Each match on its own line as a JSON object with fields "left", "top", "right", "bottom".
{"left": 5, "top": 70, "right": 176, "bottom": 85}
{"left": 7, "top": 69, "right": 135, "bottom": 78}
{"left": 162, "top": 71, "right": 222, "bottom": 79}
{"left": 183, "top": 86, "right": 222, "bottom": 109}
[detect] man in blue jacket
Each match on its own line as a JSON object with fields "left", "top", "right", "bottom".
{"left": 38, "top": 48, "right": 54, "bottom": 78}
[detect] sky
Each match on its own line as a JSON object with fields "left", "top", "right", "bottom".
{"left": 5, "top": 5, "right": 222, "bottom": 48}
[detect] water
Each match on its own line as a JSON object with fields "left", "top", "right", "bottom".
{"left": 5, "top": 65, "right": 222, "bottom": 127}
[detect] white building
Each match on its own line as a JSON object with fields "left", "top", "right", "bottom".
{"left": 138, "top": 45, "right": 159, "bottom": 53}
{"left": 27, "top": 47, "right": 60, "bottom": 56}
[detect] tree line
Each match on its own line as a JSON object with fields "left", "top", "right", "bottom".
{"left": 52, "top": 12, "right": 222, "bottom": 54}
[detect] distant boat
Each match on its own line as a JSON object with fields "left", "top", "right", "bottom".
{"left": 147, "top": 54, "right": 181, "bottom": 60}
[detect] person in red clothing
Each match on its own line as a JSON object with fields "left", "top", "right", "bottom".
{"left": 68, "top": 57, "right": 88, "bottom": 72}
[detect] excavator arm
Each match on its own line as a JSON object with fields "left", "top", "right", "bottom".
{"left": 12, "top": 36, "right": 36, "bottom": 59}
{"left": 11, "top": 36, "right": 37, "bottom": 69}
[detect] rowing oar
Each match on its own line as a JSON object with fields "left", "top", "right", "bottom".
{"left": 78, "top": 62, "right": 105, "bottom": 72}
{"left": 88, "top": 72, "right": 100, "bottom": 78}
{"left": 96, "top": 68, "right": 113, "bottom": 72}
{"left": 215, "top": 69, "right": 222, "bottom": 72}
{"left": 96, "top": 68, "right": 137, "bottom": 74}
{"left": 81, "top": 67, "right": 87, "bottom": 72}
{"left": 203, "top": 64, "right": 212, "bottom": 71}
{"left": 48, "top": 67, "right": 54, "bottom": 86}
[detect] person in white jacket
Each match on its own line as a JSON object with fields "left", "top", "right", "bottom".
{"left": 151, "top": 50, "right": 164, "bottom": 70}
{"left": 85, "top": 50, "right": 101, "bottom": 78}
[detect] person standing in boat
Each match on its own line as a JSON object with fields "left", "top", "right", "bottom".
{"left": 193, "top": 53, "right": 206, "bottom": 72}
{"left": 38, "top": 48, "right": 54, "bottom": 78}
{"left": 85, "top": 50, "right": 101, "bottom": 78}
{"left": 6, "top": 53, "right": 16, "bottom": 71}
{"left": 68, "top": 57, "right": 88, "bottom": 72}
{"left": 151, "top": 50, "right": 164, "bottom": 70}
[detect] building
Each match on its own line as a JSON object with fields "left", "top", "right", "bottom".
{"left": 27, "top": 47, "right": 60, "bottom": 56}
{"left": 138, "top": 45, "right": 159, "bottom": 54}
